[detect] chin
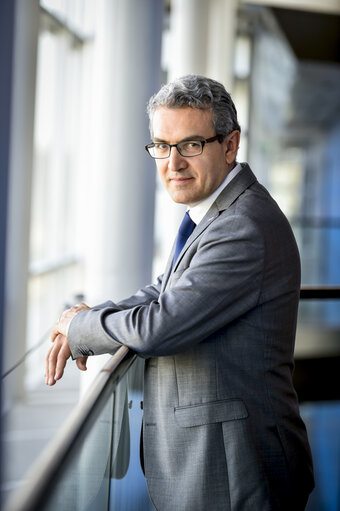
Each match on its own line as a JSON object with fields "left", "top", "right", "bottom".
{"left": 172, "top": 195, "right": 192, "bottom": 205}
{"left": 168, "top": 192, "right": 186, "bottom": 203}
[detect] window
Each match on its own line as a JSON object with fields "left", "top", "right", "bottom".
{"left": 26, "top": 0, "right": 93, "bottom": 388}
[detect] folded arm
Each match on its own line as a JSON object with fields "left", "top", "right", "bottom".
{"left": 45, "top": 276, "right": 163, "bottom": 385}
{"left": 68, "top": 213, "right": 266, "bottom": 359}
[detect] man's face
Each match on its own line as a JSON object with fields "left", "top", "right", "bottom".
{"left": 151, "top": 107, "right": 235, "bottom": 206}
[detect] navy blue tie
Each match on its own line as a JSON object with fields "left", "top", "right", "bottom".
{"left": 173, "top": 211, "right": 196, "bottom": 267}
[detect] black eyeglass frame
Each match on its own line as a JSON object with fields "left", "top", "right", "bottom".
{"left": 145, "top": 134, "right": 225, "bottom": 159}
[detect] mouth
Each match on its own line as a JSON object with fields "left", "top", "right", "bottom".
{"left": 170, "top": 176, "right": 193, "bottom": 184}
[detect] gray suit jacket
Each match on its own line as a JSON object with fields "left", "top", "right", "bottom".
{"left": 69, "top": 164, "right": 314, "bottom": 510}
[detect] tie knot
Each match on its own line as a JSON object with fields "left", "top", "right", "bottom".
{"left": 173, "top": 211, "right": 196, "bottom": 267}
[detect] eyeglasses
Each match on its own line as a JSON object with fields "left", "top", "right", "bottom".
{"left": 145, "top": 135, "right": 223, "bottom": 159}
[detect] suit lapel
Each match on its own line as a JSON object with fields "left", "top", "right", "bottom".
{"left": 215, "top": 163, "right": 256, "bottom": 212}
{"left": 161, "top": 242, "right": 176, "bottom": 292}
{"left": 162, "top": 163, "right": 257, "bottom": 286}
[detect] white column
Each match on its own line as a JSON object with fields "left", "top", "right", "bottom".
{"left": 84, "top": 0, "right": 163, "bottom": 303}
{"left": 80, "top": 0, "right": 164, "bottom": 389}
{"left": 167, "top": 0, "right": 210, "bottom": 80}
{"left": 168, "top": 0, "right": 238, "bottom": 84}
{"left": 3, "top": 0, "right": 40, "bottom": 404}
{"left": 207, "top": 0, "right": 238, "bottom": 90}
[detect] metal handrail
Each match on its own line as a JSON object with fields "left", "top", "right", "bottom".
{"left": 4, "top": 345, "right": 136, "bottom": 511}
{"left": 300, "top": 285, "right": 340, "bottom": 299}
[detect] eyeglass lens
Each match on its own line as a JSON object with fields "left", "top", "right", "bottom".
{"left": 150, "top": 140, "right": 203, "bottom": 158}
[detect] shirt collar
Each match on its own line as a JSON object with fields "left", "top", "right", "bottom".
{"left": 188, "top": 162, "right": 242, "bottom": 226}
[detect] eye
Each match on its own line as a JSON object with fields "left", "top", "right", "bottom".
{"left": 185, "top": 141, "right": 200, "bottom": 149}
{"left": 154, "top": 143, "right": 169, "bottom": 151}
{"left": 179, "top": 141, "right": 202, "bottom": 154}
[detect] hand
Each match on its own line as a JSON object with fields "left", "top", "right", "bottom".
{"left": 47, "top": 302, "right": 90, "bottom": 386}
{"left": 51, "top": 302, "right": 91, "bottom": 342}
{"left": 45, "top": 333, "right": 88, "bottom": 386}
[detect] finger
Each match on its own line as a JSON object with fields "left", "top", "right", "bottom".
{"left": 47, "top": 334, "right": 65, "bottom": 385}
{"left": 54, "top": 349, "right": 69, "bottom": 381}
{"left": 76, "top": 356, "right": 88, "bottom": 371}
{"left": 54, "top": 337, "right": 71, "bottom": 381}
{"left": 51, "top": 326, "right": 59, "bottom": 343}
{"left": 45, "top": 344, "right": 54, "bottom": 381}
{"left": 46, "top": 340, "right": 59, "bottom": 386}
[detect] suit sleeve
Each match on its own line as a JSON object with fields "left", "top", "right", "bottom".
{"left": 68, "top": 211, "right": 267, "bottom": 359}
{"left": 116, "top": 274, "right": 163, "bottom": 309}
{"left": 89, "top": 275, "right": 163, "bottom": 313}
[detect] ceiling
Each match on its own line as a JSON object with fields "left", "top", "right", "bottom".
{"left": 268, "top": 6, "right": 340, "bottom": 137}
{"left": 271, "top": 7, "right": 340, "bottom": 63}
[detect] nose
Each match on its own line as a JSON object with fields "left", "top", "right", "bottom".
{"left": 168, "top": 145, "right": 187, "bottom": 172}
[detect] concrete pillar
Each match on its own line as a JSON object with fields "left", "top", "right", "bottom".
{"left": 80, "top": 0, "right": 164, "bottom": 388}
{"left": 3, "top": 0, "right": 39, "bottom": 405}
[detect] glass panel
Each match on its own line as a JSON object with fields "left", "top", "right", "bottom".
{"left": 109, "top": 358, "right": 156, "bottom": 511}
{"left": 296, "top": 299, "right": 340, "bottom": 360}
{"left": 292, "top": 225, "right": 340, "bottom": 288}
{"left": 301, "top": 402, "right": 340, "bottom": 511}
{"left": 296, "top": 297, "right": 340, "bottom": 510}
{"left": 1, "top": 359, "right": 81, "bottom": 506}
{"left": 40, "top": 392, "right": 114, "bottom": 511}
{"left": 27, "top": 0, "right": 89, "bottom": 395}
{"left": 28, "top": 358, "right": 155, "bottom": 511}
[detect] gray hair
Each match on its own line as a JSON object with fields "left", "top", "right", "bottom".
{"left": 147, "top": 74, "right": 241, "bottom": 137}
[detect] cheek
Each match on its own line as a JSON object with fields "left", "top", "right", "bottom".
{"left": 156, "top": 162, "right": 167, "bottom": 182}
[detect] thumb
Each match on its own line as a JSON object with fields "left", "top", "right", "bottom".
{"left": 76, "top": 356, "right": 88, "bottom": 371}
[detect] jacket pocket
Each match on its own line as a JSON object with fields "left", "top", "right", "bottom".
{"left": 174, "top": 398, "right": 248, "bottom": 428}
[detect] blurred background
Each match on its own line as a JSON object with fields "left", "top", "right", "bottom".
{"left": 0, "top": 0, "right": 339, "bottom": 510}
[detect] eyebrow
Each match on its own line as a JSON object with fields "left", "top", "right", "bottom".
{"left": 153, "top": 135, "right": 207, "bottom": 143}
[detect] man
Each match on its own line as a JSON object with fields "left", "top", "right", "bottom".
{"left": 46, "top": 75, "right": 314, "bottom": 510}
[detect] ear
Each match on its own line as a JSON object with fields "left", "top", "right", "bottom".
{"left": 225, "top": 130, "right": 240, "bottom": 165}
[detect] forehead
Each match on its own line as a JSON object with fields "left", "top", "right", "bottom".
{"left": 152, "top": 107, "right": 214, "bottom": 140}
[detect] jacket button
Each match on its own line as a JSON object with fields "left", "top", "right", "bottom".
{"left": 140, "top": 401, "right": 143, "bottom": 410}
